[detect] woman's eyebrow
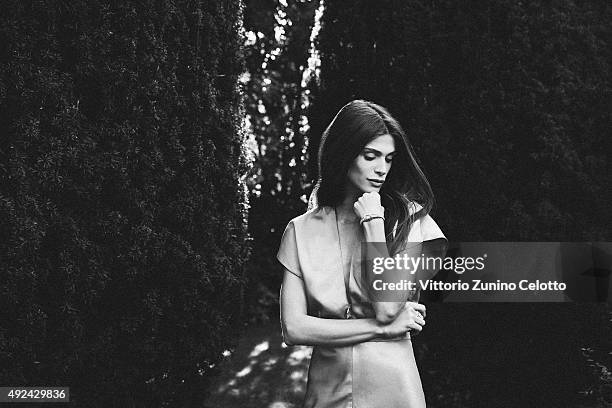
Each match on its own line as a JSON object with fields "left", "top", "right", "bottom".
{"left": 363, "top": 147, "right": 396, "bottom": 155}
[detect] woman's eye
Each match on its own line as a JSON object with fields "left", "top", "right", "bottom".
{"left": 386, "top": 157, "right": 393, "bottom": 163}
{"left": 364, "top": 154, "right": 376, "bottom": 161}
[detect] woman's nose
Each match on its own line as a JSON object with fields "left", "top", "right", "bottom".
{"left": 374, "top": 161, "right": 388, "bottom": 176}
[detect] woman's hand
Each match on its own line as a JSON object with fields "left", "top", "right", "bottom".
{"left": 378, "top": 302, "right": 426, "bottom": 338}
{"left": 353, "top": 191, "right": 385, "bottom": 220}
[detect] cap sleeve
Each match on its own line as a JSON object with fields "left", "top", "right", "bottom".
{"left": 277, "top": 221, "right": 303, "bottom": 279}
{"left": 420, "top": 214, "right": 446, "bottom": 241}
{"left": 401, "top": 214, "right": 448, "bottom": 288}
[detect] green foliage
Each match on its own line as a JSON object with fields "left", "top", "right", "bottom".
{"left": 0, "top": 0, "right": 249, "bottom": 406}
{"left": 242, "top": 0, "right": 317, "bottom": 322}
{"left": 309, "top": 1, "right": 612, "bottom": 406}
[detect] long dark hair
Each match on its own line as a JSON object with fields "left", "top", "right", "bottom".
{"left": 308, "top": 100, "right": 434, "bottom": 255}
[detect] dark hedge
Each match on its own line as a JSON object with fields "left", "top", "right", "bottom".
{"left": 309, "top": 0, "right": 612, "bottom": 241}
{"left": 0, "top": 1, "right": 249, "bottom": 406}
{"left": 308, "top": 1, "right": 611, "bottom": 407}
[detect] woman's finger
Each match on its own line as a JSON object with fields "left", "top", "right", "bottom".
{"left": 409, "top": 322, "right": 423, "bottom": 332}
{"left": 411, "top": 309, "right": 425, "bottom": 324}
{"left": 407, "top": 302, "right": 426, "bottom": 315}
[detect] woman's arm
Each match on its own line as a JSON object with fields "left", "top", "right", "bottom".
{"left": 281, "top": 269, "right": 382, "bottom": 346}
{"left": 362, "top": 216, "right": 415, "bottom": 323}
{"left": 280, "top": 269, "right": 424, "bottom": 347}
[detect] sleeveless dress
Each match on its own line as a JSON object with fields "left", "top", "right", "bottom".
{"left": 277, "top": 205, "right": 446, "bottom": 408}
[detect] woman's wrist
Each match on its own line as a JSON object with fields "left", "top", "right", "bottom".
{"left": 360, "top": 214, "right": 385, "bottom": 225}
{"left": 362, "top": 217, "right": 386, "bottom": 241}
{"left": 375, "top": 321, "right": 389, "bottom": 338}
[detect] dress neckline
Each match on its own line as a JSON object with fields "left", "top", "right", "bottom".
{"left": 334, "top": 207, "right": 356, "bottom": 319}
{"left": 333, "top": 206, "right": 359, "bottom": 224}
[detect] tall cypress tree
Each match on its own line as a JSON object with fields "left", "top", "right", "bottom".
{"left": 0, "top": 1, "right": 249, "bottom": 406}
{"left": 309, "top": 1, "right": 611, "bottom": 406}
{"left": 310, "top": 0, "right": 611, "bottom": 241}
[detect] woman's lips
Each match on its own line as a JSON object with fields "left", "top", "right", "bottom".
{"left": 368, "top": 178, "right": 384, "bottom": 186}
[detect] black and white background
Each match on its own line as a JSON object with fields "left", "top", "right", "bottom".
{"left": 1, "top": 1, "right": 611, "bottom": 407}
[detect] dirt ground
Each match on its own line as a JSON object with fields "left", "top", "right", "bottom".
{"left": 204, "top": 321, "right": 310, "bottom": 408}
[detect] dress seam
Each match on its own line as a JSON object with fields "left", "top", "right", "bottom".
{"left": 348, "top": 345, "right": 354, "bottom": 408}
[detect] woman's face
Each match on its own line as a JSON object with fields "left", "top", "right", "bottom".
{"left": 346, "top": 133, "right": 396, "bottom": 195}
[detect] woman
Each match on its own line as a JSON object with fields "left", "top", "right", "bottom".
{"left": 278, "top": 100, "right": 446, "bottom": 408}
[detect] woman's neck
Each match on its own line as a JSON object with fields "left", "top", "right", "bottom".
{"left": 335, "top": 194, "right": 359, "bottom": 222}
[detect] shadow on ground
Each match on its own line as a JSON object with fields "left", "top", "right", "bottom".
{"left": 204, "top": 321, "right": 311, "bottom": 408}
